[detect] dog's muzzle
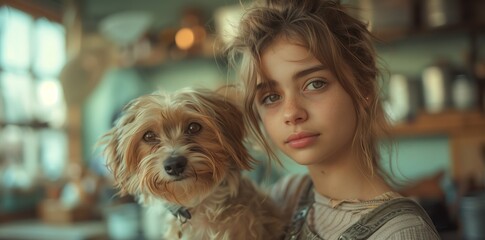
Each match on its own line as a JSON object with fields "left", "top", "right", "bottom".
{"left": 164, "top": 155, "right": 187, "bottom": 176}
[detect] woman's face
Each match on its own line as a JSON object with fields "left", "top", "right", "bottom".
{"left": 255, "top": 37, "right": 357, "bottom": 167}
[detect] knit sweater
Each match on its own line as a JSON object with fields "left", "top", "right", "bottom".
{"left": 269, "top": 174, "right": 440, "bottom": 240}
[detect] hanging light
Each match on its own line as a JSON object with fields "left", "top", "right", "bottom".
{"left": 175, "top": 27, "right": 195, "bottom": 50}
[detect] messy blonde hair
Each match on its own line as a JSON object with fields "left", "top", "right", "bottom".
{"left": 226, "top": 0, "right": 391, "bottom": 177}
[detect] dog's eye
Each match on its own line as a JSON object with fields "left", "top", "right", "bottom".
{"left": 186, "top": 122, "right": 202, "bottom": 135}
{"left": 143, "top": 131, "right": 159, "bottom": 143}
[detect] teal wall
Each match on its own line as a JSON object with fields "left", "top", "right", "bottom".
{"left": 381, "top": 136, "right": 450, "bottom": 183}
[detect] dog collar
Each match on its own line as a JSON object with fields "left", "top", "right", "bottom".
{"left": 168, "top": 205, "right": 192, "bottom": 224}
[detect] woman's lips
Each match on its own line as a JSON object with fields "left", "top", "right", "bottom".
{"left": 285, "top": 132, "right": 320, "bottom": 149}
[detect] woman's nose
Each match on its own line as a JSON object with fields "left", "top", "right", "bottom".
{"left": 283, "top": 98, "right": 307, "bottom": 125}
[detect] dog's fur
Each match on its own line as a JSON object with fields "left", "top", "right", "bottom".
{"left": 99, "top": 88, "right": 284, "bottom": 240}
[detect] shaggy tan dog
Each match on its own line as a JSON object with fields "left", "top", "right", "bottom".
{"left": 99, "top": 88, "right": 284, "bottom": 240}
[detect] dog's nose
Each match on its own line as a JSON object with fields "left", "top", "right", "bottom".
{"left": 164, "top": 155, "right": 187, "bottom": 176}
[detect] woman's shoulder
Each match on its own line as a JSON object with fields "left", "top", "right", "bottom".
{"left": 370, "top": 212, "right": 441, "bottom": 240}
{"left": 366, "top": 198, "right": 440, "bottom": 240}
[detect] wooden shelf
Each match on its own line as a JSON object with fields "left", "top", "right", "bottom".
{"left": 389, "top": 109, "right": 485, "bottom": 137}
{"left": 0, "top": 121, "right": 50, "bottom": 129}
{"left": 374, "top": 23, "right": 485, "bottom": 44}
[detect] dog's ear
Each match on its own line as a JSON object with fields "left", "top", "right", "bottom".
{"left": 188, "top": 89, "right": 256, "bottom": 171}
{"left": 97, "top": 97, "right": 142, "bottom": 195}
{"left": 219, "top": 97, "right": 256, "bottom": 171}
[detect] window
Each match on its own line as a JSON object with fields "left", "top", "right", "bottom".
{"left": 0, "top": 5, "right": 67, "bottom": 189}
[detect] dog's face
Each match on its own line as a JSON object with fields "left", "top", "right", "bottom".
{"left": 101, "top": 89, "right": 254, "bottom": 206}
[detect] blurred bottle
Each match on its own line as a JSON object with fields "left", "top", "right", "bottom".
{"left": 386, "top": 74, "right": 422, "bottom": 123}
{"left": 422, "top": 0, "right": 462, "bottom": 28}
{"left": 422, "top": 62, "right": 453, "bottom": 113}
{"left": 452, "top": 74, "right": 476, "bottom": 111}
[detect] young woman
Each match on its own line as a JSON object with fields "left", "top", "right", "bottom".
{"left": 226, "top": 0, "right": 440, "bottom": 239}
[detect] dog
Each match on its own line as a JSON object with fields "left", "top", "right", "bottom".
{"left": 99, "top": 88, "right": 285, "bottom": 240}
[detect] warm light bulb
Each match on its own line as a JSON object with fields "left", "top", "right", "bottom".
{"left": 175, "top": 28, "right": 195, "bottom": 50}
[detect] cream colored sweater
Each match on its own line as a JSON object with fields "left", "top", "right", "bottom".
{"left": 269, "top": 174, "right": 440, "bottom": 240}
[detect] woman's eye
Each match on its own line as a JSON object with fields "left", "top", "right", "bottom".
{"left": 305, "top": 79, "right": 327, "bottom": 90}
{"left": 261, "top": 94, "right": 281, "bottom": 105}
{"left": 186, "top": 122, "right": 202, "bottom": 135}
{"left": 143, "top": 131, "right": 159, "bottom": 144}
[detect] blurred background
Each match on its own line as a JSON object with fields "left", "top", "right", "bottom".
{"left": 0, "top": 0, "right": 484, "bottom": 239}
